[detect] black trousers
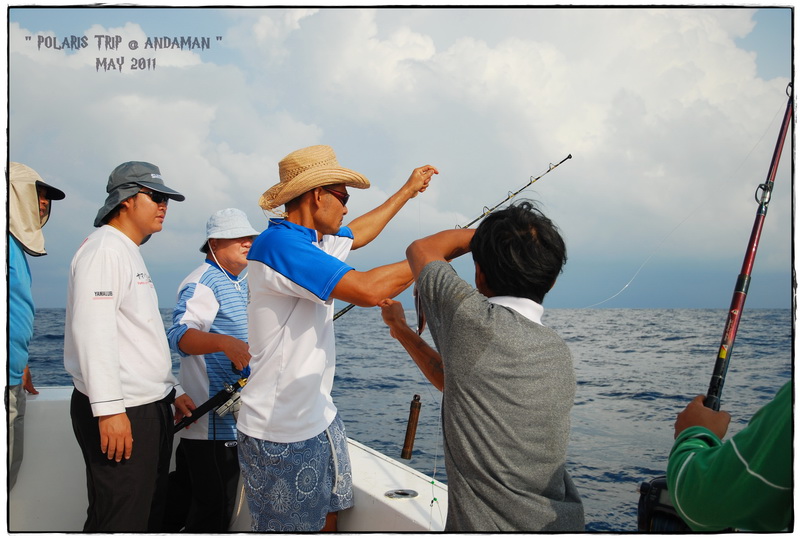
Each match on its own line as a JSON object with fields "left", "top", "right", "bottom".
{"left": 70, "top": 387, "right": 175, "bottom": 532}
{"left": 169, "top": 438, "right": 240, "bottom": 532}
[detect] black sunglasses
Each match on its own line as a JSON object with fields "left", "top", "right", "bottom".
{"left": 322, "top": 187, "right": 349, "bottom": 207}
{"left": 138, "top": 190, "right": 170, "bottom": 205}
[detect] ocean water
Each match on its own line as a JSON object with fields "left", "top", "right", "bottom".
{"left": 27, "top": 306, "right": 792, "bottom": 532}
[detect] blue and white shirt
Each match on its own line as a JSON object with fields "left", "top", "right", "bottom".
{"left": 237, "top": 219, "right": 354, "bottom": 443}
{"left": 168, "top": 260, "right": 249, "bottom": 441}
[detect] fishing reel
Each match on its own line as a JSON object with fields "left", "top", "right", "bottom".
{"left": 637, "top": 476, "right": 692, "bottom": 532}
{"left": 216, "top": 389, "right": 241, "bottom": 418}
{"left": 216, "top": 366, "right": 248, "bottom": 418}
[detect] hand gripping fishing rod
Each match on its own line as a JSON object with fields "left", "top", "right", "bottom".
{"left": 332, "top": 154, "right": 573, "bottom": 321}
{"left": 173, "top": 375, "right": 248, "bottom": 434}
{"left": 704, "top": 82, "right": 793, "bottom": 412}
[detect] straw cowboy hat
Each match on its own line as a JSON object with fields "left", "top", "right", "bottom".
{"left": 259, "top": 145, "right": 370, "bottom": 212}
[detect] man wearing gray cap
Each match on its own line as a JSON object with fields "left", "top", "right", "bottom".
{"left": 7, "top": 162, "right": 65, "bottom": 491}
{"left": 166, "top": 208, "right": 258, "bottom": 532}
{"left": 64, "top": 161, "right": 194, "bottom": 532}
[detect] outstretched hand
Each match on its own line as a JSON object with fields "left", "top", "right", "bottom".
{"left": 404, "top": 165, "right": 439, "bottom": 198}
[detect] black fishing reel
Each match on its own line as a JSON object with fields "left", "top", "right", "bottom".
{"left": 637, "top": 476, "right": 692, "bottom": 532}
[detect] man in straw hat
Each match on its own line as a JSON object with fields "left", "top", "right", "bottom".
{"left": 237, "top": 144, "right": 437, "bottom": 532}
{"left": 64, "top": 161, "right": 195, "bottom": 532}
{"left": 166, "top": 208, "right": 258, "bottom": 532}
{"left": 7, "top": 162, "right": 65, "bottom": 491}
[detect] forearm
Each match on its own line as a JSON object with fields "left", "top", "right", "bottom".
{"left": 333, "top": 261, "right": 414, "bottom": 307}
{"left": 668, "top": 385, "right": 793, "bottom": 532}
{"left": 667, "top": 428, "right": 746, "bottom": 531}
{"left": 349, "top": 165, "right": 436, "bottom": 249}
{"left": 406, "top": 228, "right": 475, "bottom": 277}
{"left": 389, "top": 322, "right": 444, "bottom": 391}
{"left": 178, "top": 329, "right": 250, "bottom": 371}
{"left": 349, "top": 186, "right": 418, "bottom": 249}
{"left": 69, "top": 297, "right": 126, "bottom": 416}
{"left": 178, "top": 328, "right": 233, "bottom": 356}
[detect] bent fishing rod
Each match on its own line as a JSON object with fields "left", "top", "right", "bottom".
{"left": 333, "top": 153, "right": 573, "bottom": 321}
{"left": 704, "top": 83, "right": 793, "bottom": 411}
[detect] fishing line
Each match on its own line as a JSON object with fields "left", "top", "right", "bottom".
{"left": 582, "top": 96, "right": 790, "bottom": 309}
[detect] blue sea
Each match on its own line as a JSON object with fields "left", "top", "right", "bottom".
{"left": 28, "top": 306, "right": 792, "bottom": 532}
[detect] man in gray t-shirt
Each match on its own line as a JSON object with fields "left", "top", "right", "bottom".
{"left": 380, "top": 200, "right": 584, "bottom": 532}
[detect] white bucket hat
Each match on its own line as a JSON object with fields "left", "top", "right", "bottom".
{"left": 200, "top": 208, "right": 259, "bottom": 252}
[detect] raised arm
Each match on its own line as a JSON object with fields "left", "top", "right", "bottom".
{"left": 379, "top": 299, "right": 444, "bottom": 391}
{"left": 349, "top": 165, "right": 438, "bottom": 249}
{"left": 406, "top": 228, "right": 475, "bottom": 279}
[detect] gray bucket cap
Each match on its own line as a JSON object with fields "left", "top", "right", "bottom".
{"left": 94, "top": 161, "right": 184, "bottom": 227}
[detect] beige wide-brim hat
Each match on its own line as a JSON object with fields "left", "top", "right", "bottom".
{"left": 259, "top": 145, "right": 370, "bottom": 212}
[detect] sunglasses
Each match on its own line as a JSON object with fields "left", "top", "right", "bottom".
{"left": 322, "top": 187, "right": 350, "bottom": 207}
{"left": 138, "top": 190, "right": 170, "bottom": 205}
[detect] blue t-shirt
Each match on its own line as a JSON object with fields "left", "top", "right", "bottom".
{"left": 168, "top": 260, "right": 249, "bottom": 440}
{"left": 247, "top": 218, "right": 354, "bottom": 300}
{"left": 8, "top": 235, "right": 35, "bottom": 386}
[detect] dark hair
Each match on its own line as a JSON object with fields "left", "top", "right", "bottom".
{"left": 470, "top": 199, "right": 567, "bottom": 303}
{"left": 101, "top": 204, "right": 123, "bottom": 225}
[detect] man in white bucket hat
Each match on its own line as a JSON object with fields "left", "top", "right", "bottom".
{"left": 237, "top": 145, "right": 437, "bottom": 532}
{"left": 166, "top": 208, "right": 258, "bottom": 532}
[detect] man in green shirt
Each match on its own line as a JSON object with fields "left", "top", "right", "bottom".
{"left": 667, "top": 382, "right": 792, "bottom": 531}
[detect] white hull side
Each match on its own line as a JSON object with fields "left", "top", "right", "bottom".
{"left": 6, "top": 387, "right": 447, "bottom": 532}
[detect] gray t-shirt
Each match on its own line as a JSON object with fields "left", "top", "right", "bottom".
{"left": 418, "top": 261, "right": 584, "bottom": 532}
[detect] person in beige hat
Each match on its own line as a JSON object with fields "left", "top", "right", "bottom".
{"left": 237, "top": 145, "right": 437, "bottom": 532}
{"left": 7, "top": 162, "right": 65, "bottom": 491}
{"left": 64, "top": 161, "right": 194, "bottom": 532}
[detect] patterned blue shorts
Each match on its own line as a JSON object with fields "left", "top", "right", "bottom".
{"left": 237, "top": 414, "right": 354, "bottom": 531}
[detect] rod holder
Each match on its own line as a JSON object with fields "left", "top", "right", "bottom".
{"left": 401, "top": 394, "right": 422, "bottom": 460}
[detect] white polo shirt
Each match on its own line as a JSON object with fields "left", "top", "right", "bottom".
{"left": 237, "top": 219, "right": 354, "bottom": 443}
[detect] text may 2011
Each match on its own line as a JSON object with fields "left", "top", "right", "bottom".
{"left": 96, "top": 57, "right": 156, "bottom": 72}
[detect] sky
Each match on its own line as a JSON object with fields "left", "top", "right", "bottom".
{"left": 5, "top": 4, "right": 795, "bottom": 311}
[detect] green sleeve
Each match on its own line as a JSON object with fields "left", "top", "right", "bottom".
{"left": 666, "top": 382, "right": 792, "bottom": 532}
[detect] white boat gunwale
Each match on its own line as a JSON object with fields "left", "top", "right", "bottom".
{"left": 7, "top": 386, "right": 447, "bottom": 532}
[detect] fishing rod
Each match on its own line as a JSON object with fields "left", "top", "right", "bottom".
{"left": 333, "top": 153, "right": 573, "bottom": 321}
{"left": 458, "top": 153, "right": 572, "bottom": 229}
{"left": 704, "top": 82, "right": 793, "bottom": 411}
{"left": 173, "top": 376, "right": 248, "bottom": 434}
{"left": 637, "top": 83, "right": 793, "bottom": 532}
